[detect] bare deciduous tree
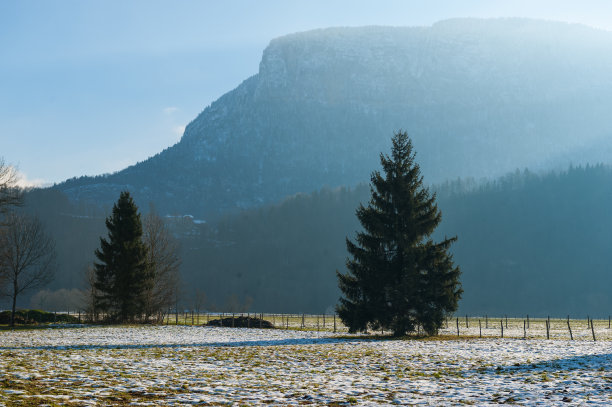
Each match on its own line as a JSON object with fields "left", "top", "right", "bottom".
{"left": 193, "top": 288, "right": 206, "bottom": 315}
{"left": 142, "top": 212, "right": 181, "bottom": 322}
{"left": 0, "top": 213, "right": 56, "bottom": 326}
{"left": 224, "top": 294, "right": 253, "bottom": 313}
{"left": 82, "top": 265, "right": 100, "bottom": 322}
{"left": 0, "top": 158, "right": 23, "bottom": 219}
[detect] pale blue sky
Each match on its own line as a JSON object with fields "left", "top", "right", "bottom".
{"left": 2, "top": 0, "right": 612, "bottom": 185}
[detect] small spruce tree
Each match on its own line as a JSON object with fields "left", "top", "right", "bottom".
{"left": 336, "top": 131, "right": 462, "bottom": 336}
{"left": 93, "top": 191, "right": 151, "bottom": 322}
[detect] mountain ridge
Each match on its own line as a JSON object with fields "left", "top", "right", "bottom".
{"left": 55, "top": 18, "right": 612, "bottom": 219}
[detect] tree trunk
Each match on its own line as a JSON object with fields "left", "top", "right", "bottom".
{"left": 11, "top": 284, "right": 18, "bottom": 327}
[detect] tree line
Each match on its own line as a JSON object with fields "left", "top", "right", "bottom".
{"left": 9, "top": 152, "right": 612, "bottom": 319}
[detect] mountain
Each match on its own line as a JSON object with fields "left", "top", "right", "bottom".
{"left": 56, "top": 19, "right": 612, "bottom": 219}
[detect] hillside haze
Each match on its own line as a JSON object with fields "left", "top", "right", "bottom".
{"left": 57, "top": 19, "right": 612, "bottom": 219}
{"left": 25, "top": 164, "right": 612, "bottom": 315}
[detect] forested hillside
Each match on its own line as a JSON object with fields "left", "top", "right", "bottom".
{"left": 441, "top": 165, "right": 612, "bottom": 316}
{"left": 181, "top": 164, "right": 612, "bottom": 316}
{"left": 18, "top": 164, "right": 612, "bottom": 316}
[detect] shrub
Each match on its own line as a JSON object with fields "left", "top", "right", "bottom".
{"left": 0, "top": 309, "right": 80, "bottom": 325}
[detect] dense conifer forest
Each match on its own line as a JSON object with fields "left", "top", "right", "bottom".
{"left": 12, "top": 164, "right": 612, "bottom": 316}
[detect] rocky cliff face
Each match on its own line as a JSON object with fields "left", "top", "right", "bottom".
{"left": 57, "top": 19, "right": 612, "bottom": 219}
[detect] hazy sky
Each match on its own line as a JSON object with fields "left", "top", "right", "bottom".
{"left": 2, "top": 0, "right": 612, "bottom": 186}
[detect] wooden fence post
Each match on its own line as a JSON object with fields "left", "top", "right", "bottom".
{"left": 334, "top": 314, "right": 337, "bottom": 333}
{"left": 302, "top": 313, "right": 305, "bottom": 329}
{"left": 591, "top": 318, "right": 596, "bottom": 341}
{"left": 545, "top": 319, "right": 550, "bottom": 340}
{"left": 485, "top": 315, "right": 488, "bottom": 329}
{"left": 523, "top": 320, "right": 526, "bottom": 339}
{"left": 500, "top": 319, "right": 504, "bottom": 338}
{"left": 505, "top": 315, "right": 508, "bottom": 328}
{"left": 479, "top": 319, "right": 482, "bottom": 338}
{"left": 527, "top": 314, "right": 529, "bottom": 329}
{"left": 567, "top": 316, "right": 573, "bottom": 340}
{"left": 456, "top": 317, "right": 459, "bottom": 337}
{"left": 465, "top": 314, "right": 468, "bottom": 328}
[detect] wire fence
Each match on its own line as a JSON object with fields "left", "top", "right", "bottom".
{"left": 163, "top": 311, "right": 348, "bottom": 333}
{"left": 40, "top": 310, "right": 350, "bottom": 332}
{"left": 440, "top": 315, "right": 612, "bottom": 341}
{"left": 11, "top": 310, "right": 612, "bottom": 341}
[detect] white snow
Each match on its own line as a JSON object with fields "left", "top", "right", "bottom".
{"left": 1, "top": 324, "right": 611, "bottom": 405}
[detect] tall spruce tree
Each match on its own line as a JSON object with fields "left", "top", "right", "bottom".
{"left": 93, "top": 191, "right": 151, "bottom": 322}
{"left": 337, "top": 131, "right": 462, "bottom": 336}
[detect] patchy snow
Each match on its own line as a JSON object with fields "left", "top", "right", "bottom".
{"left": 1, "top": 325, "right": 611, "bottom": 405}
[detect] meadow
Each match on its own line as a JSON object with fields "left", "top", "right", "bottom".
{"left": 1, "top": 319, "right": 611, "bottom": 406}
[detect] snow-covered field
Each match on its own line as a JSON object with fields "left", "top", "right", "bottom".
{"left": 1, "top": 324, "right": 611, "bottom": 405}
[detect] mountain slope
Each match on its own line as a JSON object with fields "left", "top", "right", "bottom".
{"left": 57, "top": 19, "right": 612, "bottom": 219}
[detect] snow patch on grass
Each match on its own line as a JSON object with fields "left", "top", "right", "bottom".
{"left": 0, "top": 325, "right": 611, "bottom": 405}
